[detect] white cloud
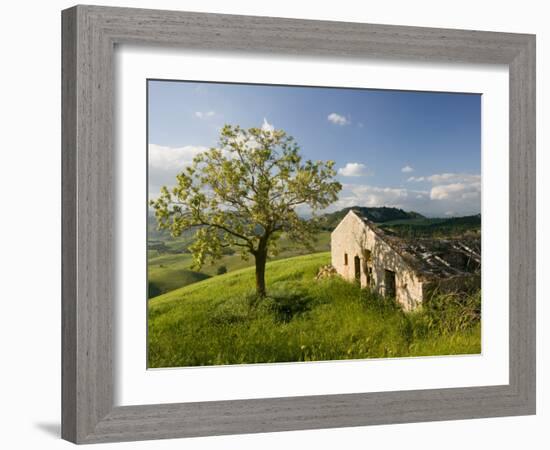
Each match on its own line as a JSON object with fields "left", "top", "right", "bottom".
{"left": 343, "top": 184, "right": 411, "bottom": 206}
{"left": 149, "top": 144, "right": 209, "bottom": 171}
{"left": 327, "top": 112, "right": 350, "bottom": 126}
{"left": 194, "top": 111, "right": 215, "bottom": 119}
{"left": 261, "top": 117, "right": 274, "bottom": 133}
{"left": 430, "top": 181, "right": 481, "bottom": 201}
{"left": 325, "top": 183, "right": 430, "bottom": 213}
{"left": 325, "top": 170, "right": 481, "bottom": 216}
{"left": 338, "top": 163, "right": 368, "bottom": 177}
{"left": 406, "top": 172, "right": 481, "bottom": 212}
{"left": 408, "top": 172, "right": 480, "bottom": 185}
{"left": 431, "top": 183, "right": 468, "bottom": 200}
{"left": 401, "top": 165, "right": 414, "bottom": 173}
{"left": 148, "top": 144, "right": 210, "bottom": 200}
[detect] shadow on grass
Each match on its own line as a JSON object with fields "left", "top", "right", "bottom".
{"left": 260, "top": 287, "right": 316, "bottom": 323}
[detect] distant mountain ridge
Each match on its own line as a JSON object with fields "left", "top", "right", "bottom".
{"left": 320, "top": 206, "right": 424, "bottom": 230}
{"left": 149, "top": 206, "right": 479, "bottom": 238}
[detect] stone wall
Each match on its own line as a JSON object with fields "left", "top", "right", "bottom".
{"left": 331, "top": 211, "right": 424, "bottom": 310}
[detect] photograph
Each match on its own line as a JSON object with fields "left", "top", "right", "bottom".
{"left": 147, "top": 80, "right": 482, "bottom": 368}
{"left": 1, "top": 0, "right": 541, "bottom": 447}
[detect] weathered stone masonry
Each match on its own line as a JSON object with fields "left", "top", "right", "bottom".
{"left": 331, "top": 210, "right": 481, "bottom": 311}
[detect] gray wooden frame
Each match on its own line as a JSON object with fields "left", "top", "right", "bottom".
{"left": 61, "top": 4, "right": 536, "bottom": 444}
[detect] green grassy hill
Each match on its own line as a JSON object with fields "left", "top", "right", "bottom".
{"left": 148, "top": 252, "right": 481, "bottom": 368}
{"left": 147, "top": 253, "right": 210, "bottom": 298}
{"left": 147, "top": 231, "right": 331, "bottom": 298}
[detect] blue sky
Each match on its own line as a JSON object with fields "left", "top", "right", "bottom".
{"left": 148, "top": 80, "right": 481, "bottom": 217}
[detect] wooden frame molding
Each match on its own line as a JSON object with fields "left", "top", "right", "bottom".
{"left": 62, "top": 5, "right": 536, "bottom": 444}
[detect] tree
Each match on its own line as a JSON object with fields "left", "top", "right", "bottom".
{"left": 151, "top": 124, "right": 342, "bottom": 297}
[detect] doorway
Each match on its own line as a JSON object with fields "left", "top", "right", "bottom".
{"left": 364, "top": 250, "right": 372, "bottom": 287}
{"left": 384, "top": 269, "right": 396, "bottom": 298}
{"left": 354, "top": 256, "right": 361, "bottom": 282}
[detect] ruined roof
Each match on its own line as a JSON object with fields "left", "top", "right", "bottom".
{"left": 352, "top": 211, "right": 481, "bottom": 280}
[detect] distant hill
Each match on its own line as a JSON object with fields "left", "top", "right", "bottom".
{"left": 320, "top": 206, "right": 424, "bottom": 230}
{"left": 379, "top": 214, "right": 481, "bottom": 238}
{"left": 150, "top": 206, "right": 425, "bottom": 234}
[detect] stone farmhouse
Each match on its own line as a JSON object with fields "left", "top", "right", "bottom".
{"left": 331, "top": 210, "right": 481, "bottom": 311}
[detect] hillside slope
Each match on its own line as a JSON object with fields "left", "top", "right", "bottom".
{"left": 147, "top": 231, "right": 331, "bottom": 298}
{"left": 148, "top": 252, "right": 480, "bottom": 368}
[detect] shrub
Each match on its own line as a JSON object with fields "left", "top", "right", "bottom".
{"left": 245, "top": 282, "right": 315, "bottom": 323}
{"left": 413, "top": 289, "right": 481, "bottom": 335}
{"left": 217, "top": 265, "right": 228, "bottom": 275}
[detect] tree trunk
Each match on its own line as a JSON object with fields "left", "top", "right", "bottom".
{"left": 255, "top": 249, "right": 267, "bottom": 297}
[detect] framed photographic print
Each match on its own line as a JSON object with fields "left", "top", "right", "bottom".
{"left": 62, "top": 5, "right": 536, "bottom": 444}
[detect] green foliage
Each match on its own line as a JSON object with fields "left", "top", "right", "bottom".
{"left": 258, "top": 283, "right": 316, "bottom": 323}
{"left": 148, "top": 253, "right": 481, "bottom": 367}
{"left": 320, "top": 206, "right": 424, "bottom": 230}
{"left": 216, "top": 265, "right": 228, "bottom": 275}
{"left": 379, "top": 214, "right": 481, "bottom": 238}
{"left": 150, "top": 125, "right": 341, "bottom": 297}
{"left": 409, "top": 289, "right": 481, "bottom": 336}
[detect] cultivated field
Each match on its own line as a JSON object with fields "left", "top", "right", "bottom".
{"left": 147, "top": 229, "right": 331, "bottom": 298}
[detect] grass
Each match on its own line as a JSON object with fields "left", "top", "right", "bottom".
{"left": 147, "top": 253, "right": 210, "bottom": 298}
{"left": 148, "top": 252, "right": 481, "bottom": 368}
{"left": 147, "top": 231, "right": 331, "bottom": 298}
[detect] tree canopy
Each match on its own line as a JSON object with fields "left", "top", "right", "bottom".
{"left": 151, "top": 124, "right": 341, "bottom": 296}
